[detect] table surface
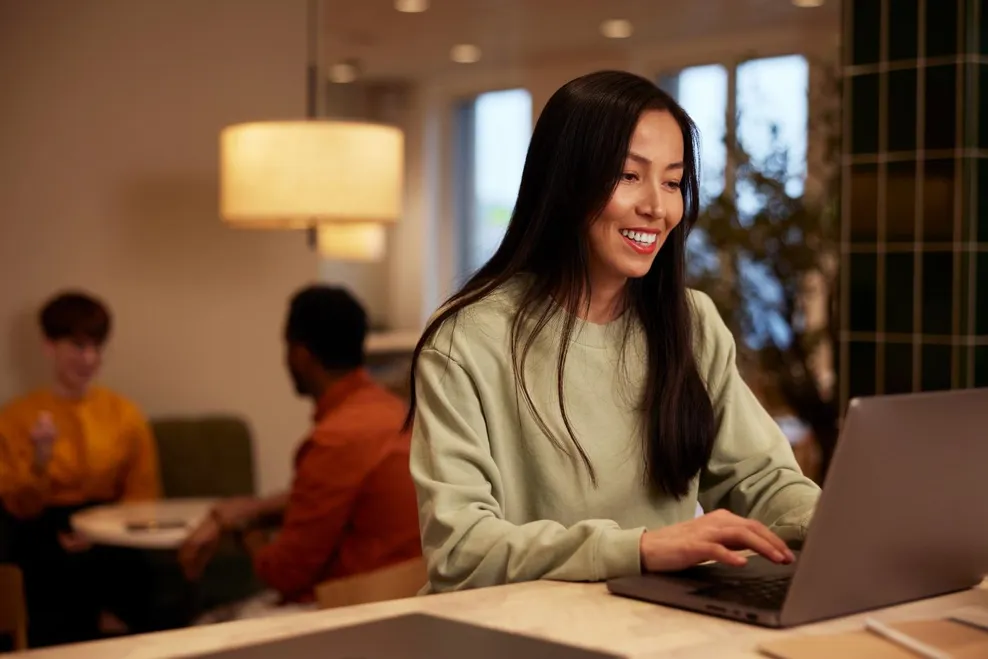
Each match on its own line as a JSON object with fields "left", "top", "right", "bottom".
{"left": 16, "top": 577, "right": 987, "bottom": 658}
{"left": 70, "top": 498, "right": 216, "bottom": 550}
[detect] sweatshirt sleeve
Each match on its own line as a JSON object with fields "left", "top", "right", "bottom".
{"left": 410, "top": 345, "right": 645, "bottom": 593}
{"left": 692, "top": 292, "right": 821, "bottom": 544}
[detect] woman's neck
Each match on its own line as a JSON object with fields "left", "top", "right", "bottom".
{"left": 580, "top": 276, "right": 628, "bottom": 325}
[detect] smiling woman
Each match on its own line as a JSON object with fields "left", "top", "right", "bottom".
{"left": 586, "top": 109, "right": 686, "bottom": 305}
{"left": 405, "top": 70, "right": 821, "bottom": 594}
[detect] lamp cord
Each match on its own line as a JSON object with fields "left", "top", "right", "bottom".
{"left": 305, "top": 0, "right": 321, "bottom": 247}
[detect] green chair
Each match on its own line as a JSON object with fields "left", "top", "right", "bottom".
{"left": 147, "top": 416, "right": 265, "bottom": 621}
{"left": 152, "top": 416, "right": 257, "bottom": 498}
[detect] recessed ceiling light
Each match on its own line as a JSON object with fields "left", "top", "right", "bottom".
{"left": 328, "top": 61, "right": 358, "bottom": 84}
{"left": 395, "top": 0, "right": 428, "bottom": 12}
{"left": 791, "top": 0, "right": 824, "bottom": 7}
{"left": 450, "top": 44, "right": 481, "bottom": 64}
{"left": 600, "top": 19, "right": 633, "bottom": 39}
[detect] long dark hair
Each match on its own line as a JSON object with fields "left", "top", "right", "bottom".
{"left": 406, "top": 70, "right": 716, "bottom": 498}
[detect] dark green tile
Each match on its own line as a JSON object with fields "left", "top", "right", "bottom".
{"left": 887, "top": 69, "right": 918, "bottom": 151}
{"left": 849, "top": 341, "right": 877, "bottom": 400}
{"left": 884, "top": 342, "right": 914, "bottom": 393}
{"left": 850, "top": 164, "right": 879, "bottom": 241}
{"left": 961, "top": 63, "right": 976, "bottom": 150}
{"left": 885, "top": 252, "right": 915, "bottom": 334}
{"left": 889, "top": 0, "right": 920, "bottom": 61}
{"left": 975, "top": 346, "right": 988, "bottom": 387}
{"left": 982, "top": 0, "right": 988, "bottom": 55}
{"left": 977, "top": 252, "right": 988, "bottom": 334}
{"left": 960, "top": 157, "right": 975, "bottom": 242}
{"left": 979, "top": 159, "right": 988, "bottom": 242}
{"left": 852, "top": 0, "right": 882, "bottom": 65}
{"left": 851, "top": 74, "right": 880, "bottom": 154}
{"left": 926, "top": 0, "right": 959, "bottom": 57}
{"left": 922, "top": 251, "right": 954, "bottom": 335}
{"left": 966, "top": 0, "right": 983, "bottom": 55}
{"left": 958, "top": 345, "right": 970, "bottom": 387}
{"left": 921, "top": 343, "right": 953, "bottom": 390}
{"left": 923, "top": 159, "right": 956, "bottom": 242}
{"left": 980, "top": 66, "right": 988, "bottom": 149}
{"left": 959, "top": 249, "right": 973, "bottom": 331}
{"left": 850, "top": 253, "right": 879, "bottom": 332}
{"left": 887, "top": 160, "right": 917, "bottom": 240}
{"left": 925, "top": 65, "right": 957, "bottom": 150}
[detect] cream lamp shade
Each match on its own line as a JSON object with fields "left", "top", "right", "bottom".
{"left": 219, "top": 120, "right": 404, "bottom": 229}
{"left": 317, "top": 222, "right": 387, "bottom": 261}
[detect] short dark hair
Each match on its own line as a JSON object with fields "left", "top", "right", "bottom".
{"left": 285, "top": 285, "right": 367, "bottom": 370}
{"left": 39, "top": 291, "right": 112, "bottom": 344}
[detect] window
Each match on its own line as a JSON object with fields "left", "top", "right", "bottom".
{"left": 735, "top": 55, "right": 809, "bottom": 214}
{"left": 661, "top": 54, "right": 809, "bottom": 214}
{"left": 659, "top": 64, "right": 729, "bottom": 205}
{"left": 454, "top": 88, "right": 533, "bottom": 280}
{"left": 661, "top": 55, "right": 810, "bottom": 349}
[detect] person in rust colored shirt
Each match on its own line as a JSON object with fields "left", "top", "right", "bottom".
{"left": 179, "top": 286, "right": 421, "bottom": 621}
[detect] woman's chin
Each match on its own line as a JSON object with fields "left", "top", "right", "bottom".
{"left": 616, "top": 261, "right": 655, "bottom": 280}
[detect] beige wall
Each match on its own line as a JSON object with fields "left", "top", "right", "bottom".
{"left": 0, "top": 0, "right": 318, "bottom": 494}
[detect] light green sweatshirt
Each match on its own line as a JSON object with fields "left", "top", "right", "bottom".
{"left": 410, "top": 279, "right": 821, "bottom": 593}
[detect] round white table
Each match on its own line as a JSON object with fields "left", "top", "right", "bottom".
{"left": 71, "top": 498, "right": 216, "bottom": 550}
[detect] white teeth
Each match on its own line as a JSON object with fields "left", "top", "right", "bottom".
{"left": 620, "top": 229, "right": 657, "bottom": 245}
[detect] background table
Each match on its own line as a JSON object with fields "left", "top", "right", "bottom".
{"left": 71, "top": 498, "right": 216, "bottom": 550}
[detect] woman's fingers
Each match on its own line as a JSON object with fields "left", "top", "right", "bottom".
{"left": 698, "top": 542, "right": 748, "bottom": 567}
{"left": 715, "top": 526, "right": 790, "bottom": 563}
{"left": 703, "top": 511, "right": 794, "bottom": 562}
{"left": 740, "top": 519, "right": 794, "bottom": 561}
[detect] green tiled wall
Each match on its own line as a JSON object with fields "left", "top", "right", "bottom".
{"left": 841, "top": 0, "right": 987, "bottom": 408}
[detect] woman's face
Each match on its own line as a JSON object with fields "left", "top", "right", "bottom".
{"left": 587, "top": 109, "right": 685, "bottom": 289}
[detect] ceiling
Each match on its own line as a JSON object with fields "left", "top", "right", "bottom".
{"left": 321, "top": 0, "right": 840, "bottom": 82}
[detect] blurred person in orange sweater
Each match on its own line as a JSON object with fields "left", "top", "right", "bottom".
{"left": 179, "top": 286, "right": 421, "bottom": 621}
{"left": 0, "top": 291, "right": 161, "bottom": 646}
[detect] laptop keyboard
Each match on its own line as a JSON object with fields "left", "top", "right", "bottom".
{"left": 692, "top": 576, "right": 791, "bottom": 610}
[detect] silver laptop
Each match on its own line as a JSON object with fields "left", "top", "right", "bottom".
{"left": 607, "top": 388, "right": 988, "bottom": 627}
{"left": 188, "top": 613, "right": 620, "bottom": 659}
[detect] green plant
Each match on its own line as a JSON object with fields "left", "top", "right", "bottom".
{"left": 687, "top": 60, "right": 842, "bottom": 482}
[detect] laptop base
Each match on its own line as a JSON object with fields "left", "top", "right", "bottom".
{"left": 608, "top": 555, "right": 797, "bottom": 628}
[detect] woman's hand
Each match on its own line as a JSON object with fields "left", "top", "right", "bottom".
{"left": 640, "top": 509, "right": 795, "bottom": 572}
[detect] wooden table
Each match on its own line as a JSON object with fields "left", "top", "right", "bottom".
{"left": 13, "top": 578, "right": 987, "bottom": 658}
{"left": 70, "top": 498, "right": 216, "bottom": 549}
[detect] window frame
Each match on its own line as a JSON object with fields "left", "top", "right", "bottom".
{"left": 451, "top": 86, "right": 533, "bottom": 283}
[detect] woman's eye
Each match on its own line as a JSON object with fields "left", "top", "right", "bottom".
{"left": 666, "top": 181, "right": 682, "bottom": 190}
{"left": 622, "top": 172, "right": 639, "bottom": 182}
